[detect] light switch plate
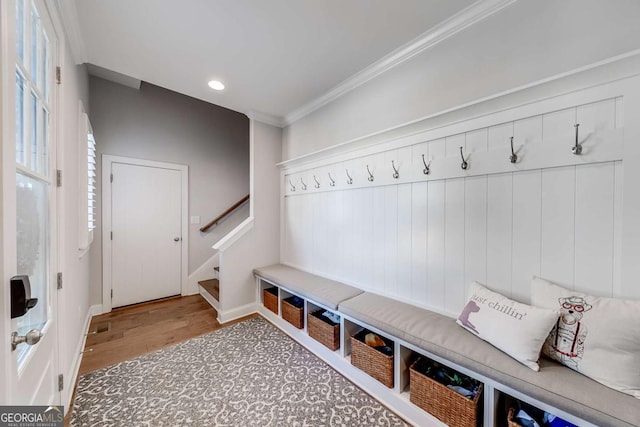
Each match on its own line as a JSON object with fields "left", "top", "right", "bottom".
{"left": 190, "top": 216, "right": 200, "bottom": 225}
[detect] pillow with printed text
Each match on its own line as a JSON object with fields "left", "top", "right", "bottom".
{"left": 456, "top": 281, "right": 558, "bottom": 371}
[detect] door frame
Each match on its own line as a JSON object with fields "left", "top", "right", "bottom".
{"left": 2, "top": 0, "right": 63, "bottom": 404}
{"left": 102, "top": 155, "right": 188, "bottom": 313}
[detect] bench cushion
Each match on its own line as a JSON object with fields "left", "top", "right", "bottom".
{"left": 253, "top": 264, "right": 363, "bottom": 310}
{"left": 339, "top": 292, "right": 640, "bottom": 427}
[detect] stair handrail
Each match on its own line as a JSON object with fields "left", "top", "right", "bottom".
{"left": 200, "top": 194, "right": 250, "bottom": 233}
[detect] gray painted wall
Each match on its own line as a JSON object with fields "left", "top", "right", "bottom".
{"left": 89, "top": 77, "right": 249, "bottom": 305}
{"left": 283, "top": 0, "right": 640, "bottom": 160}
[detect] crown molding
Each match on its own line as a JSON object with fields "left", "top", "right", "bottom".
{"left": 278, "top": 48, "right": 640, "bottom": 170}
{"left": 247, "top": 110, "right": 285, "bottom": 128}
{"left": 53, "top": 0, "right": 88, "bottom": 64}
{"left": 283, "top": 0, "right": 519, "bottom": 127}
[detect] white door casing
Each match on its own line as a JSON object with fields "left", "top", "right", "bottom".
{"left": 2, "top": 0, "right": 61, "bottom": 406}
{"left": 102, "top": 155, "right": 189, "bottom": 311}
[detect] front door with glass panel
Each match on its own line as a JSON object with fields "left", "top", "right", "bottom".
{"left": 7, "top": 0, "right": 59, "bottom": 405}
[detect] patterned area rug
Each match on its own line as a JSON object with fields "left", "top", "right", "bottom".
{"left": 71, "top": 317, "right": 406, "bottom": 426}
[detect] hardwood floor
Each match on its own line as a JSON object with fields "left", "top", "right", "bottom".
{"left": 66, "top": 295, "right": 256, "bottom": 424}
{"left": 78, "top": 294, "right": 253, "bottom": 375}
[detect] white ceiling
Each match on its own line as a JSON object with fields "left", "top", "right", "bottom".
{"left": 72, "top": 0, "right": 478, "bottom": 124}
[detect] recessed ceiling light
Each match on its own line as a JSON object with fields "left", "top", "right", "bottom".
{"left": 208, "top": 80, "right": 225, "bottom": 91}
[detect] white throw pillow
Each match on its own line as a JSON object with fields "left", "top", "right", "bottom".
{"left": 532, "top": 276, "right": 640, "bottom": 398}
{"left": 456, "top": 281, "right": 558, "bottom": 371}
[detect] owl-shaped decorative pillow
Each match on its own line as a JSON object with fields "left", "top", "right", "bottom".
{"left": 532, "top": 276, "right": 640, "bottom": 398}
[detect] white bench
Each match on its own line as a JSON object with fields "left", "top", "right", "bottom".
{"left": 254, "top": 264, "right": 640, "bottom": 427}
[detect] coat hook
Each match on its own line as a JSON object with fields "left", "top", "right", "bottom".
{"left": 345, "top": 169, "right": 353, "bottom": 185}
{"left": 328, "top": 172, "right": 336, "bottom": 187}
{"left": 313, "top": 175, "right": 320, "bottom": 189}
{"left": 509, "top": 137, "right": 518, "bottom": 164}
{"left": 459, "top": 146, "right": 469, "bottom": 170}
{"left": 421, "top": 154, "right": 431, "bottom": 175}
{"left": 300, "top": 178, "right": 307, "bottom": 190}
{"left": 572, "top": 123, "right": 582, "bottom": 155}
{"left": 366, "top": 165, "right": 374, "bottom": 182}
{"left": 289, "top": 179, "right": 296, "bottom": 192}
{"left": 391, "top": 160, "right": 399, "bottom": 179}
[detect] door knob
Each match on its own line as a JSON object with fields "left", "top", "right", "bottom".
{"left": 174, "top": 237, "right": 181, "bottom": 242}
{"left": 11, "top": 329, "right": 42, "bottom": 351}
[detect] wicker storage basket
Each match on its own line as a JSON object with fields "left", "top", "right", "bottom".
{"left": 350, "top": 330, "right": 394, "bottom": 388}
{"left": 308, "top": 310, "right": 340, "bottom": 351}
{"left": 263, "top": 287, "right": 278, "bottom": 315}
{"left": 409, "top": 358, "right": 482, "bottom": 427}
{"left": 282, "top": 296, "right": 304, "bottom": 329}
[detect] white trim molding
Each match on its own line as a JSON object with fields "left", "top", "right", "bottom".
{"left": 212, "top": 217, "right": 254, "bottom": 252}
{"left": 199, "top": 285, "right": 220, "bottom": 311}
{"left": 62, "top": 304, "right": 101, "bottom": 414}
{"left": 52, "top": 0, "right": 87, "bottom": 64}
{"left": 217, "top": 302, "right": 256, "bottom": 324}
{"left": 101, "top": 155, "right": 189, "bottom": 312}
{"left": 283, "top": 0, "right": 520, "bottom": 126}
{"left": 246, "top": 110, "right": 285, "bottom": 128}
{"left": 279, "top": 49, "right": 640, "bottom": 170}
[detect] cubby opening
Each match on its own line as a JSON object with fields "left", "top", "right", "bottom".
{"left": 260, "top": 281, "right": 279, "bottom": 315}
{"left": 349, "top": 326, "right": 395, "bottom": 388}
{"left": 496, "top": 392, "right": 578, "bottom": 427}
{"left": 406, "top": 351, "right": 483, "bottom": 427}
{"left": 306, "top": 302, "right": 341, "bottom": 352}
{"left": 281, "top": 294, "right": 305, "bottom": 329}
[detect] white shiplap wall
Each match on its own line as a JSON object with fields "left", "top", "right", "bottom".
{"left": 282, "top": 90, "right": 627, "bottom": 317}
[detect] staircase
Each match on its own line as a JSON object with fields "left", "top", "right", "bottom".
{"left": 197, "top": 195, "right": 249, "bottom": 312}
{"left": 198, "top": 266, "right": 220, "bottom": 309}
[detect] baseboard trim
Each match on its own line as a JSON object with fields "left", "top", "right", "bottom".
{"left": 63, "top": 304, "right": 100, "bottom": 413}
{"left": 89, "top": 304, "right": 103, "bottom": 317}
{"left": 217, "top": 303, "right": 257, "bottom": 324}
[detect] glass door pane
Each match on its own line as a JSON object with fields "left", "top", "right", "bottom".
{"left": 15, "top": 172, "right": 49, "bottom": 363}
{"left": 15, "top": 72, "right": 26, "bottom": 165}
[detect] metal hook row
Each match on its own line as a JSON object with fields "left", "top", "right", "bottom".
{"left": 291, "top": 126, "right": 586, "bottom": 191}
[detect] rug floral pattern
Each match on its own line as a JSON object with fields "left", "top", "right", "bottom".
{"left": 71, "top": 317, "right": 407, "bottom": 426}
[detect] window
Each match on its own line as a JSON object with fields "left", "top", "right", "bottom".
{"left": 79, "top": 106, "right": 96, "bottom": 252}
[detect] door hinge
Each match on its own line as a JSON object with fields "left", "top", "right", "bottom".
{"left": 56, "top": 66, "right": 62, "bottom": 85}
{"left": 110, "top": 173, "right": 113, "bottom": 183}
{"left": 111, "top": 289, "right": 113, "bottom": 299}
{"left": 57, "top": 272, "right": 62, "bottom": 290}
{"left": 110, "top": 231, "right": 113, "bottom": 240}
{"left": 56, "top": 170, "right": 62, "bottom": 187}
{"left": 58, "top": 374, "right": 64, "bottom": 391}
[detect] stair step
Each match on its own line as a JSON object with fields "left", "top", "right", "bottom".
{"left": 198, "top": 278, "right": 219, "bottom": 301}
{"left": 214, "top": 266, "right": 220, "bottom": 272}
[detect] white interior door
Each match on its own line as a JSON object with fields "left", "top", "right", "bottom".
{"left": 2, "top": 0, "right": 60, "bottom": 406}
{"left": 110, "top": 162, "right": 182, "bottom": 307}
